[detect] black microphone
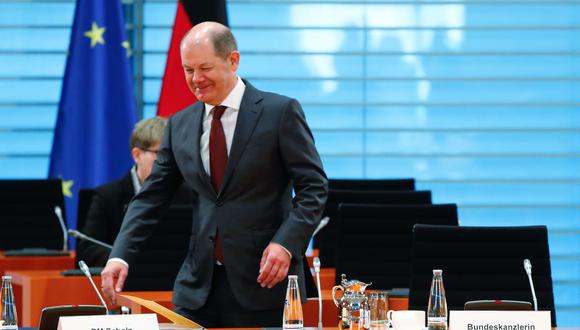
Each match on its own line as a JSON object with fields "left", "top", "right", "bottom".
{"left": 68, "top": 229, "right": 113, "bottom": 249}
{"left": 53, "top": 206, "right": 69, "bottom": 252}
{"left": 78, "top": 260, "right": 109, "bottom": 314}
{"left": 523, "top": 258, "right": 538, "bottom": 311}
{"left": 313, "top": 256, "right": 323, "bottom": 330}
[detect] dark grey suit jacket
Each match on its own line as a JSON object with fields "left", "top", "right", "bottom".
{"left": 110, "top": 81, "right": 328, "bottom": 311}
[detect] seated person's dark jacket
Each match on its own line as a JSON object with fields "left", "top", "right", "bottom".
{"left": 77, "top": 172, "right": 135, "bottom": 267}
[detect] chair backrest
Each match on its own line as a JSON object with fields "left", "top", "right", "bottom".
{"left": 408, "top": 224, "right": 556, "bottom": 326}
{"left": 329, "top": 179, "right": 415, "bottom": 191}
{"left": 39, "top": 305, "right": 107, "bottom": 330}
{"left": 76, "top": 188, "right": 96, "bottom": 233}
{"left": 122, "top": 186, "right": 196, "bottom": 291}
{"left": 336, "top": 204, "right": 458, "bottom": 289}
{"left": 0, "top": 179, "right": 66, "bottom": 250}
{"left": 315, "top": 190, "right": 433, "bottom": 267}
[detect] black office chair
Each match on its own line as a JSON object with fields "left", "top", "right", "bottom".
{"left": 315, "top": 190, "right": 432, "bottom": 267}
{"left": 122, "top": 185, "right": 196, "bottom": 291}
{"left": 329, "top": 178, "right": 415, "bottom": 191}
{"left": 0, "top": 179, "right": 66, "bottom": 250}
{"left": 336, "top": 204, "right": 458, "bottom": 289}
{"left": 408, "top": 225, "right": 556, "bottom": 326}
{"left": 76, "top": 188, "right": 96, "bottom": 234}
{"left": 123, "top": 203, "right": 194, "bottom": 291}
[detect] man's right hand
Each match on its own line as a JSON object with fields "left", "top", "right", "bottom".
{"left": 100, "top": 261, "right": 128, "bottom": 305}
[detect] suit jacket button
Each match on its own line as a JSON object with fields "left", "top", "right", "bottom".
{"left": 209, "top": 236, "right": 215, "bottom": 242}
{"left": 216, "top": 201, "right": 223, "bottom": 207}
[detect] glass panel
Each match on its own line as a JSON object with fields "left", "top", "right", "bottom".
{"left": 366, "top": 29, "right": 580, "bottom": 53}
{"left": 304, "top": 106, "right": 365, "bottom": 129}
{"left": 0, "top": 55, "right": 66, "bottom": 77}
{"left": 239, "top": 54, "right": 364, "bottom": 79}
{"left": 454, "top": 206, "right": 580, "bottom": 230}
{"left": 550, "top": 233, "right": 580, "bottom": 257}
{"left": 235, "top": 29, "right": 365, "bottom": 53}
{"left": 314, "top": 132, "right": 364, "bottom": 154}
{"left": 366, "top": 80, "right": 580, "bottom": 103}
{"left": 366, "top": 55, "right": 580, "bottom": 78}
{"left": 0, "top": 157, "right": 49, "bottom": 179}
{"left": 0, "top": 29, "right": 70, "bottom": 51}
{"left": 364, "top": 157, "right": 580, "bottom": 180}
{"left": 228, "top": 3, "right": 580, "bottom": 28}
{"left": 0, "top": 132, "right": 53, "bottom": 155}
{"left": 366, "top": 106, "right": 580, "bottom": 129}
{"left": 0, "top": 80, "right": 62, "bottom": 103}
{"left": 0, "top": 107, "right": 57, "bottom": 129}
{"left": 365, "top": 132, "right": 580, "bottom": 154}
{"left": 143, "top": 2, "right": 177, "bottom": 26}
{"left": 320, "top": 157, "right": 363, "bottom": 178}
{"left": 552, "top": 259, "right": 580, "bottom": 282}
{"left": 0, "top": 3, "right": 74, "bottom": 25}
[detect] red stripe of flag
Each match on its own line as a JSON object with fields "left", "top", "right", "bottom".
{"left": 157, "top": 0, "right": 228, "bottom": 117}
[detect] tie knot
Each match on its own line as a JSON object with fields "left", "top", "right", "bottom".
{"left": 212, "top": 105, "right": 227, "bottom": 120}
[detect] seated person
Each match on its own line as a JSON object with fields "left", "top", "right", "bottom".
{"left": 77, "top": 116, "right": 167, "bottom": 267}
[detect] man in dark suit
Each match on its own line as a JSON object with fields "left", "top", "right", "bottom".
{"left": 77, "top": 116, "right": 167, "bottom": 266}
{"left": 101, "top": 22, "right": 328, "bottom": 327}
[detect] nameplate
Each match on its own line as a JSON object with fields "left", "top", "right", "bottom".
{"left": 57, "top": 313, "right": 159, "bottom": 330}
{"left": 450, "top": 311, "right": 551, "bottom": 330}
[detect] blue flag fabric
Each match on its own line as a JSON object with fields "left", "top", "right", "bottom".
{"left": 49, "top": 0, "right": 136, "bottom": 236}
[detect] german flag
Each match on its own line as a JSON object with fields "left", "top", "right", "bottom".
{"left": 157, "top": 0, "right": 228, "bottom": 117}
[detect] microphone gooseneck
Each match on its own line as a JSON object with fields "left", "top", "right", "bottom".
{"left": 313, "top": 217, "right": 330, "bottom": 237}
{"left": 68, "top": 229, "right": 113, "bottom": 249}
{"left": 53, "top": 206, "right": 69, "bottom": 253}
{"left": 313, "top": 256, "right": 323, "bottom": 330}
{"left": 79, "top": 260, "right": 109, "bottom": 313}
{"left": 523, "top": 258, "right": 538, "bottom": 311}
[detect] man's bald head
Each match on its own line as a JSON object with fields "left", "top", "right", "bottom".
{"left": 181, "top": 21, "right": 237, "bottom": 59}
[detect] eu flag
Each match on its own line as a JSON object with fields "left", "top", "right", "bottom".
{"left": 49, "top": 0, "right": 136, "bottom": 234}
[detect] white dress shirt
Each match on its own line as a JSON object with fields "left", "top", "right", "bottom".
{"left": 200, "top": 76, "right": 245, "bottom": 175}
{"left": 130, "top": 165, "right": 142, "bottom": 194}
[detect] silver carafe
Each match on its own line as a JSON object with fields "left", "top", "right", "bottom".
{"left": 332, "top": 274, "right": 371, "bottom": 330}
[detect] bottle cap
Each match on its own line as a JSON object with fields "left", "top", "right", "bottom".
{"left": 288, "top": 275, "right": 298, "bottom": 279}
{"left": 433, "top": 269, "right": 443, "bottom": 275}
{"left": 2, "top": 275, "right": 11, "bottom": 280}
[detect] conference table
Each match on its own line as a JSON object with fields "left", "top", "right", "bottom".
{"left": 7, "top": 270, "right": 104, "bottom": 327}
{"left": 6, "top": 269, "right": 408, "bottom": 328}
{"left": 15, "top": 327, "right": 580, "bottom": 330}
{"left": 6, "top": 268, "right": 570, "bottom": 330}
{"left": 0, "top": 251, "right": 75, "bottom": 274}
{"left": 115, "top": 290, "right": 409, "bottom": 327}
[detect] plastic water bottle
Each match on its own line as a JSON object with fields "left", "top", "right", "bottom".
{"left": 427, "top": 269, "right": 447, "bottom": 330}
{"left": 1, "top": 275, "right": 18, "bottom": 329}
{"left": 283, "top": 275, "right": 303, "bottom": 329}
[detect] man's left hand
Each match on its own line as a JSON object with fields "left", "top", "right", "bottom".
{"left": 257, "top": 242, "right": 291, "bottom": 288}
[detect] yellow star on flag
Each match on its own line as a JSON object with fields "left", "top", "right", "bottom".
{"left": 84, "top": 22, "right": 106, "bottom": 48}
{"left": 121, "top": 41, "right": 132, "bottom": 58}
{"left": 62, "top": 179, "right": 74, "bottom": 198}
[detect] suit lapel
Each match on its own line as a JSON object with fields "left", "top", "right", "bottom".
{"left": 185, "top": 103, "right": 214, "bottom": 194}
{"left": 218, "top": 83, "right": 263, "bottom": 198}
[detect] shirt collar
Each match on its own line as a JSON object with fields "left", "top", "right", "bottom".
{"left": 130, "top": 165, "right": 141, "bottom": 195}
{"left": 204, "top": 76, "right": 246, "bottom": 116}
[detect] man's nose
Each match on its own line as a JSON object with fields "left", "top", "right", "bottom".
{"left": 192, "top": 71, "right": 203, "bottom": 84}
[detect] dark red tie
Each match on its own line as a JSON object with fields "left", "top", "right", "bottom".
{"left": 209, "top": 105, "right": 227, "bottom": 263}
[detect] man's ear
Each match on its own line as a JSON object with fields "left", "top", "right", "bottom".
{"left": 229, "top": 51, "right": 240, "bottom": 70}
{"left": 131, "top": 147, "right": 141, "bottom": 163}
